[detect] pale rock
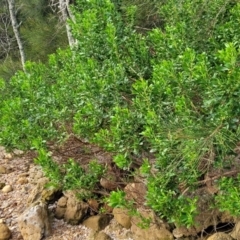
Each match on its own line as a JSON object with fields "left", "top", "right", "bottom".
{"left": 19, "top": 173, "right": 29, "bottom": 178}
{"left": 55, "top": 196, "right": 67, "bottom": 219}
{"left": 63, "top": 191, "right": 88, "bottom": 224}
{"left": 172, "top": 228, "right": 184, "bottom": 238}
{"left": 13, "top": 149, "right": 24, "bottom": 155}
{"left": 83, "top": 215, "right": 112, "bottom": 232}
{"left": 41, "top": 187, "right": 60, "bottom": 203}
{"left": 230, "top": 220, "right": 240, "bottom": 240}
{"left": 112, "top": 208, "right": 131, "bottom": 229}
{"left": 207, "top": 232, "right": 233, "bottom": 240}
{"left": 131, "top": 208, "right": 173, "bottom": 240}
{"left": 0, "top": 166, "right": 7, "bottom": 174}
{"left": 132, "top": 224, "right": 173, "bottom": 240}
{"left": 17, "top": 177, "right": 28, "bottom": 185}
{"left": 0, "top": 223, "right": 11, "bottom": 240}
{"left": 36, "top": 177, "right": 49, "bottom": 186}
{"left": 104, "top": 219, "right": 134, "bottom": 240}
{"left": 57, "top": 196, "right": 68, "bottom": 207}
{"left": 55, "top": 206, "right": 66, "bottom": 219}
{"left": 18, "top": 201, "right": 51, "bottom": 240}
{"left": 172, "top": 226, "right": 198, "bottom": 238}
{"left": 28, "top": 166, "right": 44, "bottom": 184}
{"left": 27, "top": 179, "right": 58, "bottom": 205}
{"left": 3, "top": 153, "right": 12, "bottom": 160}
{"left": 94, "top": 231, "right": 112, "bottom": 240}
{"left": 2, "top": 185, "right": 13, "bottom": 193}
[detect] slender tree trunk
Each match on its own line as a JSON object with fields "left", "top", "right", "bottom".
{"left": 59, "top": 0, "right": 75, "bottom": 49}
{"left": 7, "top": 0, "right": 25, "bottom": 71}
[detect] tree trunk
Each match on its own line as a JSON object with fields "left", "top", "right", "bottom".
{"left": 59, "top": 0, "right": 75, "bottom": 49}
{"left": 7, "top": 0, "right": 25, "bottom": 71}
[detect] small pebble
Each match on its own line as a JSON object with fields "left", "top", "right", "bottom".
{"left": 13, "top": 149, "right": 24, "bottom": 155}
{"left": 2, "top": 185, "right": 13, "bottom": 193}
{"left": 4, "top": 153, "right": 12, "bottom": 160}
{"left": 17, "top": 177, "right": 28, "bottom": 185}
{"left": 0, "top": 166, "right": 7, "bottom": 174}
{"left": 0, "top": 222, "right": 11, "bottom": 240}
{"left": 19, "top": 173, "right": 29, "bottom": 177}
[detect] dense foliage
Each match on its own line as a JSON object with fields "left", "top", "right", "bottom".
{"left": 0, "top": 0, "right": 240, "bottom": 226}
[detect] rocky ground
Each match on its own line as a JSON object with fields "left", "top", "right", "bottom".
{"left": 0, "top": 146, "right": 90, "bottom": 240}
{"left": 0, "top": 143, "right": 133, "bottom": 240}
{"left": 1, "top": 138, "right": 240, "bottom": 240}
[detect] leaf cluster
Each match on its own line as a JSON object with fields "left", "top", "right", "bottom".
{"left": 34, "top": 147, "right": 105, "bottom": 199}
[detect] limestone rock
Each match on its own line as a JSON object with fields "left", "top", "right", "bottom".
{"left": 55, "top": 206, "right": 66, "bottom": 219}
{"left": 0, "top": 166, "right": 7, "bottom": 174}
{"left": 207, "top": 232, "right": 233, "bottom": 240}
{"left": 94, "top": 231, "right": 112, "bottom": 240}
{"left": 2, "top": 185, "right": 13, "bottom": 193}
{"left": 0, "top": 223, "right": 11, "bottom": 240}
{"left": 58, "top": 196, "right": 68, "bottom": 207}
{"left": 172, "top": 226, "right": 198, "bottom": 238}
{"left": 131, "top": 208, "right": 173, "bottom": 240}
{"left": 132, "top": 224, "right": 173, "bottom": 240}
{"left": 27, "top": 179, "right": 59, "bottom": 205}
{"left": 28, "top": 166, "right": 44, "bottom": 184}
{"left": 19, "top": 173, "right": 29, "bottom": 178}
{"left": 41, "top": 187, "right": 60, "bottom": 203}
{"left": 64, "top": 191, "right": 88, "bottom": 224}
{"left": 18, "top": 202, "right": 51, "bottom": 240}
{"left": 3, "top": 153, "right": 12, "bottom": 160}
{"left": 55, "top": 196, "right": 67, "bottom": 219}
{"left": 104, "top": 219, "right": 134, "bottom": 240}
{"left": 230, "top": 220, "right": 240, "bottom": 240}
{"left": 13, "top": 149, "right": 24, "bottom": 155}
{"left": 113, "top": 208, "right": 131, "bottom": 229}
{"left": 17, "top": 177, "right": 28, "bottom": 185}
{"left": 83, "top": 215, "right": 112, "bottom": 232}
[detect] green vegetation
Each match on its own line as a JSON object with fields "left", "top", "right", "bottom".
{"left": 35, "top": 148, "right": 105, "bottom": 198}
{"left": 1, "top": 0, "right": 240, "bottom": 227}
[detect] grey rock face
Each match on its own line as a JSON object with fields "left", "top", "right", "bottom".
{"left": 18, "top": 202, "right": 51, "bottom": 240}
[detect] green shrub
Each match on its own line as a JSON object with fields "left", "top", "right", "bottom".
{"left": 35, "top": 148, "right": 105, "bottom": 198}
{"left": 0, "top": 0, "right": 240, "bottom": 227}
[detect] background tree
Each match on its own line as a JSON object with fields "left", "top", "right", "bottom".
{"left": 7, "top": 0, "right": 26, "bottom": 71}
{"left": 0, "top": 0, "right": 68, "bottom": 80}
{"left": 0, "top": 0, "right": 22, "bottom": 79}
{"left": 0, "top": 1, "right": 15, "bottom": 61}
